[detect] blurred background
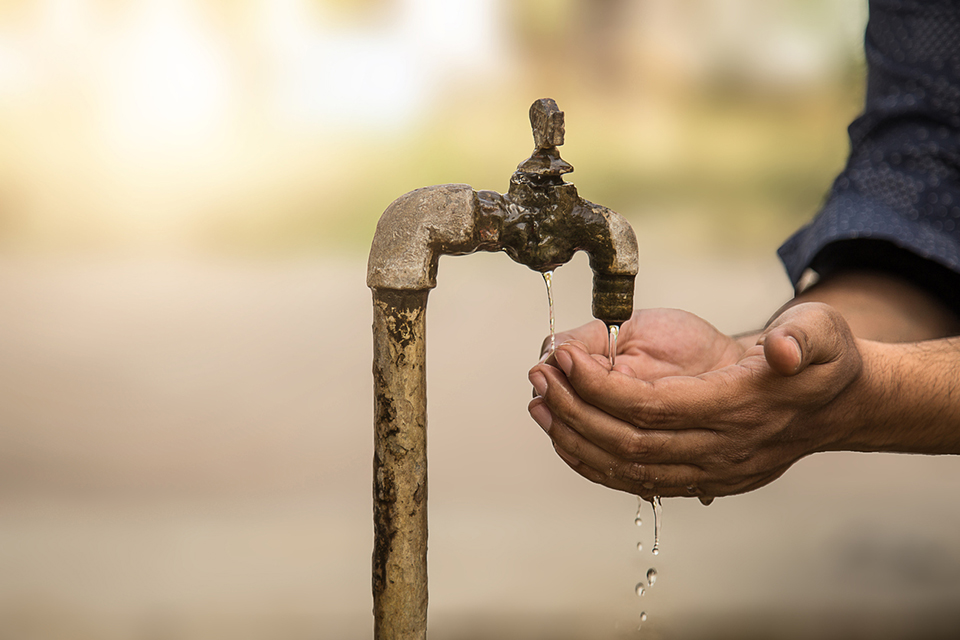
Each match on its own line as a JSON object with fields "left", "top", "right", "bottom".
{"left": 3, "top": 0, "right": 960, "bottom": 638}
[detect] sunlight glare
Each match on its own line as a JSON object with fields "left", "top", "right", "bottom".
{"left": 101, "top": 0, "right": 230, "bottom": 154}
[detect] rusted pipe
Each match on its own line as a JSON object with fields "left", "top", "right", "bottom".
{"left": 372, "top": 289, "right": 429, "bottom": 639}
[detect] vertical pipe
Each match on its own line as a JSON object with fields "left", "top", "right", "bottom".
{"left": 372, "top": 288, "right": 429, "bottom": 640}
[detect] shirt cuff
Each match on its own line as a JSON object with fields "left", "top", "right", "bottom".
{"left": 778, "top": 190, "right": 960, "bottom": 287}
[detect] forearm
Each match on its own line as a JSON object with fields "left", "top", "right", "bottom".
{"left": 831, "top": 336, "right": 960, "bottom": 455}
{"left": 785, "top": 270, "right": 960, "bottom": 342}
{"left": 733, "top": 268, "right": 960, "bottom": 350}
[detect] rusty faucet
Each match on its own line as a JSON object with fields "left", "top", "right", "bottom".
{"left": 367, "top": 99, "right": 638, "bottom": 639}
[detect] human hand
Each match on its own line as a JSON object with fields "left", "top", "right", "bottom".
{"left": 528, "top": 303, "right": 865, "bottom": 500}
{"left": 540, "top": 308, "right": 747, "bottom": 380}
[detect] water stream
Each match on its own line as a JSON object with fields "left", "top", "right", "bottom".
{"left": 542, "top": 271, "right": 556, "bottom": 355}
{"left": 607, "top": 323, "right": 619, "bottom": 368}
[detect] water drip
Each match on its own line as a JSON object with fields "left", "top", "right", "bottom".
{"left": 651, "top": 496, "right": 662, "bottom": 556}
{"left": 646, "top": 568, "right": 658, "bottom": 587}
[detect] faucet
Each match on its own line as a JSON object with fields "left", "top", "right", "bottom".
{"left": 367, "top": 98, "right": 638, "bottom": 639}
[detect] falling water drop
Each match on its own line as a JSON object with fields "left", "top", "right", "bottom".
{"left": 636, "top": 541, "right": 643, "bottom": 552}
{"left": 646, "top": 568, "right": 657, "bottom": 587}
{"left": 650, "top": 496, "right": 662, "bottom": 555}
{"left": 635, "top": 583, "right": 645, "bottom": 597}
{"left": 634, "top": 495, "right": 642, "bottom": 526}
{"left": 607, "top": 323, "right": 620, "bottom": 368}
{"left": 640, "top": 612, "right": 648, "bottom": 622}
{"left": 542, "top": 271, "right": 556, "bottom": 355}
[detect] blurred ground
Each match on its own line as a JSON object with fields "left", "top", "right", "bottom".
{"left": 2, "top": 234, "right": 960, "bottom": 640}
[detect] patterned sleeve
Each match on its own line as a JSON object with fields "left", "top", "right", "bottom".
{"left": 777, "top": 0, "right": 960, "bottom": 313}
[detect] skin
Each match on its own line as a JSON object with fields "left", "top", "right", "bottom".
{"left": 527, "top": 269, "right": 960, "bottom": 502}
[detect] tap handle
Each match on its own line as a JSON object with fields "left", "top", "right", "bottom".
{"left": 530, "top": 98, "right": 565, "bottom": 150}
{"left": 516, "top": 98, "right": 573, "bottom": 178}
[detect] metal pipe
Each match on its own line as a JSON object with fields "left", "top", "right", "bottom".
{"left": 372, "top": 288, "right": 429, "bottom": 639}
{"left": 367, "top": 99, "right": 639, "bottom": 639}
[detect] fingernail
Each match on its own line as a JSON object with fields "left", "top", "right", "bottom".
{"left": 529, "top": 403, "right": 552, "bottom": 433}
{"left": 788, "top": 336, "right": 802, "bottom": 371}
{"left": 529, "top": 371, "right": 547, "bottom": 397}
{"left": 555, "top": 348, "right": 573, "bottom": 375}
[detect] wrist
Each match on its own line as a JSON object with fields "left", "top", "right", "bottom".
{"left": 819, "top": 337, "right": 887, "bottom": 452}
{"left": 826, "top": 337, "right": 960, "bottom": 454}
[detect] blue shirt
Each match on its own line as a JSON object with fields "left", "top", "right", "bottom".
{"left": 778, "top": 0, "right": 960, "bottom": 313}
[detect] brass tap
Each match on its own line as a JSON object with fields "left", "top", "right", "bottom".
{"left": 367, "top": 98, "right": 638, "bottom": 324}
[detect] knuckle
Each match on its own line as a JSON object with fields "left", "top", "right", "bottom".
{"left": 546, "top": 393, "right": 579, "bottom": 428}
{"left": 720, "top": 443, "right": 754, "bottom": 467}
{"left": 614, "top": 430, "right": 649, "bottom": 459}
{"left": 581, "top": 465, "right": 611, "bottom": 487}
{"left": 627, "top": 397, "right": 668, "bottom": 427}
{"left": 612, "top": 460, "right": 648, "bottom": 484}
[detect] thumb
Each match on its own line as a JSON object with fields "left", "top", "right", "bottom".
{"left": 759, "top": 302, "right": 852, "bottom": 376}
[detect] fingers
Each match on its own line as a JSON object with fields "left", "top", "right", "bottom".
{"left": 528, "top": 363, "right": 713, "bottom": 464}
{"left": 527, "top": 362, "right": 799, "bottom": 498}
{"left": 528, "top": 396, "right": 706, "bottom": 495}
{"left": 760, "top": 302, "right": 854, "bottom": 376}
{"left": 545, "top": 340, "right": 715, "bottom": 429}
{"left": 535, "top": 400, "right": 771, "bottom": 499}
{"left": 539, "top": 319, "right": 608, "bottom": 361}
{"left": 539, "top": 312, "right": 643, "bottom": 362}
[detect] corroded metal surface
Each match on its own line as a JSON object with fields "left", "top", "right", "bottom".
{"left": 372, "top": 289, "right": 429, "bottom": 640}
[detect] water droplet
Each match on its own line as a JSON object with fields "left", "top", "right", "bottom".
{"left": 699, "top": 495, "right": 715, "bottom": 506}
{"left": 646, "top": 568, "right": 657, "bottom": 587}
{"left": 635, "top": 583, "right": 645, "bottom": 597}
{"left": 607, "top": 323, "right": 619, "bottom": 368}
{"left": 650, "top": 495, "right": 662, "bottom": 555}
{"left": 542, "top": 271, "right": 556, "bottom": 354}
{"left": 636, "top": 541, "right": 643, "bottom": 552}
{"left": 640, "top": 612, "right": 648, "bottom": 622}
{"left": 634, "top": 495, "right": 642, "bottom": 526}
{"left": 635, "top": 516, "right": 642, "bottom": 526}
